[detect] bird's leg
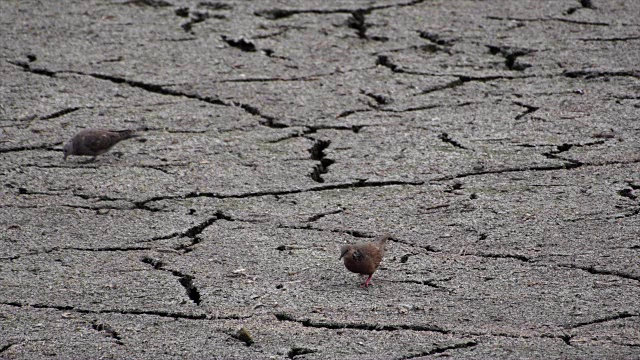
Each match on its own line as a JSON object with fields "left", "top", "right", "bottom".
{"left": 360, "top": 274, "right": 374, "bottom": 288}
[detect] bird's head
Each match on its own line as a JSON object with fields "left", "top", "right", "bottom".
{"left": 62, "top": 141, "right": 73, "bottom": 161}
{"left": 339, "top": 245, "right": 353, "bottom": 260}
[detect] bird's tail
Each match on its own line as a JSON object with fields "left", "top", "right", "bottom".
{"left": 376, "top": 233, "right": 391, "bottom": 253}
{"left": 376, "top": 233, "right": 391, "bottom": 245}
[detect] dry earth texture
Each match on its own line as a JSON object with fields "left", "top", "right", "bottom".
{"left": 1, "top": 0, "right": 639, "bottom": 359}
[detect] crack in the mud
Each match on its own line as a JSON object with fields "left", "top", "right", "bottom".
{"left": 308, "top": 139, "right": 334, "bottom": 183}
{"left": 559, "top": 333, "right": 573, "bottom": 346}
{"left": 347, "top": 10, "right": 369, "bottom": 39}
{"left": 275, "top": 312, "right": 575, "bottom": 347}
{"left": 336, "top": 108, "right": 373, "bottom": 118}
{"left": 439, "top": 132, "right": 469, "bottom": 150}
{"left": 541, "top": 140, "right": 605, "bottom": 164}
{"left": 567, "top": 311, "right": 638, "bottom": 329}
{"left": 513, "top": 101, "right": 540, "bottom": 120}
{"left": 580, "top": 0, "right": 595, "bottom": 9}
{"left": 617, "top": 186, "right": 638, "bottom": 200}
{"left": 140, "top": 211, "right": 235, "bottom": 246}
{"left": 288, "top": 346, "right": 317, "bottom": 359}
{"left": 469, "top": 252, "right": 531, "bottom": 262}
{"left": 361, "top": 89, "right": 393, "bottom": 106}
{"left": 418, "top": 30, "right": 454, "bottom": 47}
{"left": 7, "top": 60, "right": 56, "bottom": 77}
{"left": 268, "top": 124, "right": 365, "bottom": 143}
{"left": 40, "top": 107, "right": 81, "bottom": 120}
{"left": 385, "top": 104, "right": 444, "bottom": 113}
{"left": 615, "top": 206, "right": 640, "bottom": 219}
{"left": 141, "top": 256, "right": 202, "bottom": 305}
{"left": 215, "top": 75, "right": 318, "bottom": 83}
{"left": 390, "top": 279, "right": 446, "bottom": 289}
{"left": 177, "top": 275, "right": 201, "bottom": 305}
{"left": 416, "top": 78, "right": 465, "bottom": 95}
{"left": 307, "top": 209, "right": 343, "bottom": 222}
{"left": 2, "top": 301, "right": 214, "bottom": 320}
{"left": 180, "top": 10, "right": 225, "bottom": 33}
{"left": 375, "top": 43, "right": 444, "bottom": 56}
{"left": 416, "top": 74, "right": 530, "bottom": 95}
{"left": 182, "top": 212, "right": 226, "bottom": 239}
{"left": 579, "top": 36, "right": 640, "bottom": 42}
{"left": 60, "top": 204, "right": 135, "bottom": 212}
{"left": 129, "top": 163, "right": 177, "bottom": 175}
{"left": 275, "top": 313, "right": 448, "bottom": 333}
{"left": 487, "top": 45, "right": 534, "bottom": 71}
{"left": 398, "top": 341, "right": 479, "bottom": 359}
{"left": 486, "top": 16, "right": 609, "bottom": 26}
{"left": 275, "top": 312, "right": 578, "bottom": 348}
{"left": 433, "top": 162, "right": 584, "bottom": 182}
{"left": 8, "top": 62, "right": 288, "bottom": 129}
{"left": 560, "top": 264, "right": 640, "bottom": 282}
{"left": 343, "top": 10, "right": 387, "bottom": 41}
{"left": 122, "top": 0, "right": 172, "bottom": 7}
{"left": 255, "top": 0, "right": 428, "bottom": 20}
{"left": 0, "top": 142, "right": 62, "bottom": 154}
{"left": 134, "top": 179, "right": 425, "bottom": 208}
{"left": 221, "top": 35, "right": 257, "bottom": 52}
{"left": 376, "top": 55, "right": 402, "bottom": 72}
{"left": 440, "top": 150, "right": 639, "bottom": 179}
{"left": 20, "top": 163, "right": 101, "bottom": 170}
{"left": 141, "top": 127, "right": 210, "bottom": 135}
{"left": 613, "top": 340, "right": 640, "bottom": 348}
{"left": 71, "top": 192, "right": 128, "bottom": 202}
{"left": 197, "top": 2, "right": 233, "bottom": 11}
{"left": 91, "top": 320, "right": 124, "bottom": 345}
{"left": 339, "top": 101, "right": 469, "bottom": 118}
{"left": 420, "top": 203, "right": 450, "bottom": 212}
{"left": 563, "top": 70, "right": 640, "bottom": 79}
{"left": 0, "top": 342, "right": 16, "bottom": 354}
{"left": 66, "top": 246, "right": 152, "bottom": 252}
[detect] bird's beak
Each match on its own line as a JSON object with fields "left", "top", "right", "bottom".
{"left": 339, "top": 249, "right": 348, "bottom": 260}
{"left": 63, "top": 154, "right": 67, "bottom": 161}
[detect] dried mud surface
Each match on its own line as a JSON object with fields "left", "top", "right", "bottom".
{"left": 1, "top": 1, "right": 639, "bottom": 359}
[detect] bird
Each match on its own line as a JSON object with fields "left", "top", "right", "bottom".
{"left": 63, "top": 128, "right": 139, "bottom": 161}
{"left": 339, "top": 233, "right": 390, "bottom": 288}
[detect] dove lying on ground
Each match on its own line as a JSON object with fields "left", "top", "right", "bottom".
{"left": 339, "top": 233, "right": 390, "bottom": 288}
{"left": 63, "top": 128, "right": 139, "bottom": 161}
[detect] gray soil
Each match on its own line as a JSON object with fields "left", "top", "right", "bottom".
{"left": 1, "top": 0, "right": 639, "bottom": 359}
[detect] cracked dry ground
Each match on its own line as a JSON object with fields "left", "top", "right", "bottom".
{"left": 1, "top": 0, "right": 639, "bottom": 359}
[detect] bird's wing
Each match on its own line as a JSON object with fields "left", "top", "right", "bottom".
{"left": 352, "top": 244, "right": 382, "bottom": 273}
{"left": 81, "top": 131, "right": 121, "bottom": 153}
{"left": 366, "top": 245, "right": 383, "bottom": 265}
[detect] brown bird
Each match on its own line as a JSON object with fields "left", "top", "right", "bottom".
{"left": 63, "top": 128, "right": 139, "bottom": 161}
{"left": 339, "top": 234, "right": 390, "bottom": 288}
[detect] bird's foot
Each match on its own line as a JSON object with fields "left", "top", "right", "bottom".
{"left": 360, "top": 275, "right": 374, "bottom": 288}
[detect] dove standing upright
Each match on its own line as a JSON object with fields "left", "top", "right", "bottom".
{"left": 63, "top": 128, "right": 139, "bottom": 161}
{"left": 340, "top": 233, "right": 390, "bottom": 288}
